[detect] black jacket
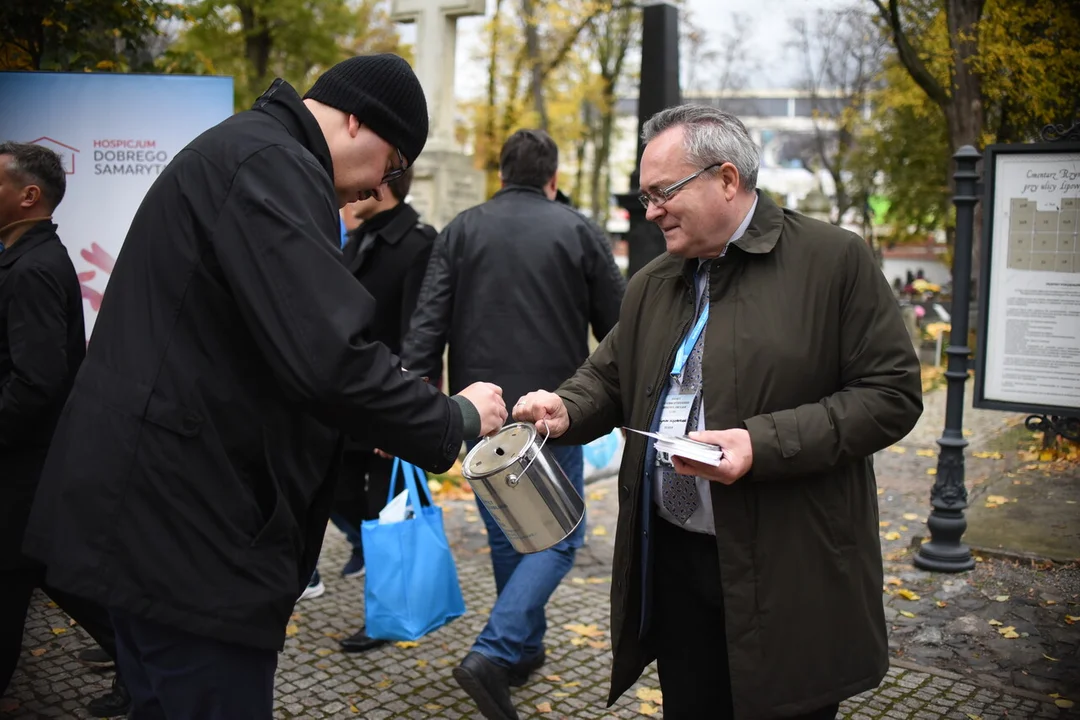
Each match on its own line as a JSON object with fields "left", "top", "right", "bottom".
{"left": 344, "top": 202, "right": 436, "bottom": 357}
{"left": 22, "top": 80, "right": 465, "bottom": 650}
{"left": 0, "top": 221, "right": 84, "bottom": 570}
{"left": 401, "top": 185, "right": 626, "bottom": 408}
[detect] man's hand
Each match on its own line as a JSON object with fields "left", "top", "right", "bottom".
{"left": 672, "top": 428, "right": 753, "bottom": 485}
{"left": 512, "top": 391, "right": 570, "bottom": 438}
{"left": 457, "top": 382, "right": 507, "bottom": 436}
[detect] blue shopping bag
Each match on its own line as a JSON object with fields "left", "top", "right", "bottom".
{"left": 361, "top": 458, "right": 466, "bottom": 641}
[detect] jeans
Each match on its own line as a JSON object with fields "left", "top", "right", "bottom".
{"left": 471, "top": 444, "right": 585, "bottom": 667}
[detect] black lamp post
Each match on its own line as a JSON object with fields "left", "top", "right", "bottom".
{"left": 914, "top": 145, "right": 981, "bottom": 573}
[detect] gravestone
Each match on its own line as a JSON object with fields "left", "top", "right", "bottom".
{"left": 614, "top": 2, "right": 681, "bottom": 278}
{"left": 391, "top": 0, "right": 488, "bottom": 230}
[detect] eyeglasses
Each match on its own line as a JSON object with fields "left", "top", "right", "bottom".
{"left": 380, "top": 148, "right": 409, "bottom": 185}
{"left": 638, "top": 164, "right": 721, "bottom": 209}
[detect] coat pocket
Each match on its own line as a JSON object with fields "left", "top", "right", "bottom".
{"left": 144, "top": 391, "right": 203, "bottom": 438}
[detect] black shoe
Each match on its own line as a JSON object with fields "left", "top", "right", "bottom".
{"left": 339, "top": 627, "right": 388, "bottom": 653}
{"left": 77, "top": 647, "right": 115, "bottom": 669}
{"left": 508, "top": 648, "right": 545, "bottom": 687}
{"left": 86, "top": 674, "right": 131, "bottom": 718}
{"left": 452, "top": 651, "right": 519, "bottom": 720}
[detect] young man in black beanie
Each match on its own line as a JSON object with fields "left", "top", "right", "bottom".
{"left": 21, "top": 54, "right": 507, "bottom": 718}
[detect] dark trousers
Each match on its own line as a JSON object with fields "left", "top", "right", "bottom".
{"left": 648, "top": 517, "right": 840, "bottom": 720}
{"left": 110, "top": 609, "right": 277, "bottom": 719}
{"left": 0, "top": 565, "right": 118, "bottom": 695}
{"left": 330, "top": 450, "right": 396, "bottom": 552}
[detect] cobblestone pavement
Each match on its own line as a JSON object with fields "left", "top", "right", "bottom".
{"left": 4, "top": 383, "right": 1079, "bottom": 718}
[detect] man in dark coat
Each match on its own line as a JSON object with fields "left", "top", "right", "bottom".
{"left": 402, "top": 129, "right": 626, "bottom": 720}
{"left": 0, "top": 142, "right": 129, "bottom": 716}
{"left": 21, "top": 54, "right": 506, "bottom": 718}
{"left": 514, "top": 105, "right": 923, "bottom": 719}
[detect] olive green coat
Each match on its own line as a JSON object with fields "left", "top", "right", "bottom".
{"left": 556, "top": 192, "right": 923, "bottom": 719}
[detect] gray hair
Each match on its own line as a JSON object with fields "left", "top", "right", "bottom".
{"left": 641, "top": 105, "right": 760, "bottom": 192}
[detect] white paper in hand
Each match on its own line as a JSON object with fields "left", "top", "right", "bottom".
{"left": 622, "top": 427, "right": 724, "bottom": 467}
{"left": 379, "top": 489, "right": 414, "bottom": 525}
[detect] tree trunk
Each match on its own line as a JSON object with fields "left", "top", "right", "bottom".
{"left": 943, "top": 0, "right": 985, "bottom": 155}
{"left": 521, "top": 0, "right": 548, "bottom": 130}
{"left": 484, "top": 0, "right": 503, "bottom": 176}
{"left": 238, "top": 1, "right": 273, "bottom": 101}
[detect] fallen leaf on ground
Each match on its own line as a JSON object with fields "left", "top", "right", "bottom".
{"left": 887, "top": 446, "right": 907, "bottom": 454}
{"left": 376, "top": 679, "right": 392, "bottom": 689}
{"left": 900, "top": 525, "right": 909, "bottom": 531}
{"left": 986, "top": 495, "right": 1009, "bottom": 504}
{"left": 394, "top": 641, "right": 419, "bottom": 648}
{"left": 553, "top": 692, "right": 569, "bottom": 698}
{"left": 586, "top": 577, "right": 609, "bottom": 584}
{"left": 536, "top": 702, "right": 553, "bottom": 713}
{"left": 966, "top": 714, "right": 982, "bottom": 720}
{"left": 972, "top": 451, "right": 1003, "bottom": 459}
{"left": 416, "top": 659, "right": 428, "bottom": 668}
{"left": 877, "top": 488, "right": 885, "bottom": 495}
{"left": 350, "top": 705, "right": 359, "bottom": 713}
{"left": 1045, "top": 600, "right": 1057, "bottom": 606}
{"left": 636, "top": 688, "right": 664, "bottom": 704}
{"left": 1065, "top": 615, "right": 1079, "bottom": 625}
{"left": 313, "top": 647, "right": 333, "bottom": 657}
{"left": 563, "top": 681, "right": 580, "bottom": 688}
{"left": 916, "top": 449, "right": 935, "bottom": 457}
{"left": 897, "top": 589, "right": 920, "bottom": 601}
{"left": 423, "top": 704, "right": 443, "bottom": 711}
{"left": 587, "top": 488, "right": 609, "bottom": 501}
{"left": 995, "top": 595, "right": 1009, "bottom": 602}
{"left": 962, "top": 429, "right": 973, "bottom": 437}
{"left": 880, "top": 521, "right": 891, "bottom": 527}
{"left": 572, "top": 577, "right": 586, "bottom": 584}
{"left": 564, "top": 623, "right": 605, "bottom": 638}
{"left": 1044, "top": 654, "right": 1059, "bottom": 662}
{"left": 592, "top": 526, "right": 608, "bottom": 536}
{"left": 926, "top": 468, "right": 937, "bottom": 475}
{"left": 639, "top": 703, "right": 660, "bottom": 716}
{"left": 587, "top": 640, "right": 608, "bottom": 649}
{"left": 989, "top": 619, "right": 1003, "bottom": 626}
{"left": 1051, "top": 694, "right": 1062, "bottom": 699}
{"left": 903, "top": 513, "right": 919, "bottom": 521}
{"left": 30, "top": 648, "right": 46, "bottom": 657}
{"left": 1056, "top": 699, "right": 1075, "bottom": 709}
{"left": 885, "top": 576, "right": 903, "bottom": 586}
{"left": 285, "top": 624, "right": 299, "bottom": 637}
{"left": 936, "top": 601, "right": 948, "bottom": 608}
{"left": 884, "top": 531, "right": 902, "bottom": 541}
{"left": 997, "top": 626, "right": 1019, "bottom": 639}
{"left": 545, "top": 675, "right": 562, "bottom": 682}
{"left": 50, "top": 628, "right": 68, "bottom": 635}
{"left": 899, "top": 610, "right": 915, "bottom": 618}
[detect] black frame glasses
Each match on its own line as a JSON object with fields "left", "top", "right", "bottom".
{"left": 380, "top": 148, "right": 409, "bottom": 185}
{"left": 638, "top": 163, "right": 721, "bottom": 209}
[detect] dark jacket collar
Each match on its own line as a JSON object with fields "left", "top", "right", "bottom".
{"left": 359, "top": 202, "right": 419, "bottom": 247}
{"left": 493, "top": 184, "right": 549, "bottom": 201}
{"left": 252, "top": 79, "right": 335, "bottom": 182}
{"left": 0, "top": 220, "right": 58, "bottom": 268}
{"left": 647, "top": 190, "right": 785, "bottom": 283}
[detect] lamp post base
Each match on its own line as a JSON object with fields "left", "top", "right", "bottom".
{"left": 914, "top": 540, "right": 976, "bottom": 572}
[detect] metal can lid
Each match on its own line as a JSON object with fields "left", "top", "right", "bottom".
{"left": 462, "top": 422, "right": 536, "bottom": 479}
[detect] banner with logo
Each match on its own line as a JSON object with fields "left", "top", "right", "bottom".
{"left": 0, "top": 72, "right": 233, "bottom": 338}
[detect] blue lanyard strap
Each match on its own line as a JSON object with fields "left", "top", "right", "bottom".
{"left": 670, "top": 302, "right": 709, "bottom": 379}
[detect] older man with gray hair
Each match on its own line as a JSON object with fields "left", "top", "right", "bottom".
{"left": 512, "top": 105, "right": 922, "bottom": 719}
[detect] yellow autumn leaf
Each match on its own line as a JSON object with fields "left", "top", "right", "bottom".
{"left": 962, "top": 429, "right": 973, "bottom": 437}
{"left": 592, "top": 526, "right": 608, "bottom": 536}
{"left": 885, "top": 576, "right": 903, "bottom": 586}
{"left": 394, "top": 641, "right": 419, "bottom": 648}
{"left": 376, "top": 679, "right": 392, "bottom": 689}
{"left": 887, "top": 446, "right": 907, "bottom": 453}
{"left": 313, "top": 647, "right": 333, "bottom": 657}
{"left": 994, "top": 595, "right": 1009, "bottom": 602}
{"left": 986, "top": 495, "right": 1009, "bottom": 504}
{"left": 427, "top": 479, "right": 442, "bottom": 494}
{"left": 972, "top": 451, "right": 1003, "bottom": 459}
{"left": 562, "top": 681, "right": 580, "bottom": 688}
{"left": 416, "top": 659, "right": 428, "bottom": 668}
{"left": 552, "top": 692, "right": 569, "bottom": 698}
{"left": 545, "top": 675, "right": 563, "bottom": 682}
{"left": 1056, "top": 699, "right": 1075, "bottom": 709}
{"left": 966, "top": 714, "right": 982, "bottom": 720}
{"left": 285, "top": 624, "right": 299, "bottom": 637}
{"left": 936, "top": 601, "right": 948, "bottom": 608}
{"left": 926, "top": 468, "right": 937, "bottom": 475}
{"left": 877, "top": 488, "right": 885, "bottom": 495}
{"left": 636, "top": 688, "right": 664, "bottom": 704}
{"left": 640, "top": 702, "right": 660, "bottom": 716}
{"left": 587, "top": 488, "right": 609, "bottom": 501}
{"left": 880, "top": 521, "right": 891, "bottom": 527}
{"left": 1002, "top": 630, "right": 1020, "bottom": 639}
{"left": 586, "top": 577, "right": 608, "bottom": 584}
{"left": 536, "top": 702, "right": 553, "bottom": 713}
{"left": 350, "top": 705, "right": 359, "bottom": 714}
{"left": 988, "top": 619, "right": 1003, "bottom": 626}
{"left": 916, "top": 449, "right": 935, "bottom": 457}
{"left": 570, "top": 637, "right": 587, "bottom": 646}
{"left": 1039, "top": 450, "right": 1055, "bottom": 462}
{"left": 50, "top": 628, "right": 68, "bottom": 635}
{"left": 587, "top": 639, "right": 608, "bottom": 649}
{"left": 30, "top": 648, "right": 46, "bottom": 657}
{"left": 564, "top": 623, "right": 605, "bottom": 637}
{"left": 1045, "top": 600, "right": 1057, "bottom": 606}
{"left": 1044, "top": 654, "right": 1059, "bottom": 662}
{"left": 899, "top": 610, "right": 915, "bottom": 618}
{"left": 900, "top": 525, "right": 909, "bottom": 531}
{"left": 1050, "top": 694, "right": 1062, "bottom": 699}
{"left": 571, "top": 577, "right": 586, "bottom": 584}
{"left": 903, "top": 513, "right": 919, "bottom": 521}
{"left": 1064, "top": 615, "right": 1079, "bottom": 624}
{"left": 423, "top": 704, "right": 443, "bottom": 711}
{"left": 897, "top": 589, "right": 921, "bottom": 601}
{"left": 884, "top": 531, "right": 902, "bottom": 541}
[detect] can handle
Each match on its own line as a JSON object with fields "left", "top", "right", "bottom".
{"left": 507, "top": 420, "right": 550, "bottom": 487}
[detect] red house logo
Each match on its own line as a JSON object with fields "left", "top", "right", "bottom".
{"left": 29, "top": 137, "right": 79, "bottom": 174}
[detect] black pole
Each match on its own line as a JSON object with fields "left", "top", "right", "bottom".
{"left": 914, "top": 145, "right": 981, "bottom": 573}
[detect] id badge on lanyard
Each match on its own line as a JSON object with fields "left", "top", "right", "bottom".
{"left": 657, "top": 304, "right": 708, "bottom": 461}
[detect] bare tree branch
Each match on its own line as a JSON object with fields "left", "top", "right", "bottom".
{"left": 869, "top": 0, "right": 948, "bottom": 107}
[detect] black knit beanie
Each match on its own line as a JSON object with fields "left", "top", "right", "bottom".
{"left": 304, "top": 54, "right": 429, "bottom": 165}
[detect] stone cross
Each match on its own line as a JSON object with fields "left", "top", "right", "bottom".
{"left": 391, "top": 0, "right": 486, "bottom": 151}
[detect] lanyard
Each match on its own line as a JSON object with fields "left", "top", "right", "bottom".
{"left": 670, "top": 302, "right": 708, "bottom": 380}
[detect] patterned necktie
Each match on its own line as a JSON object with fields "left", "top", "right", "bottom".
{"left": 661, "top": 261, "right": 710, "bottom": 524}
